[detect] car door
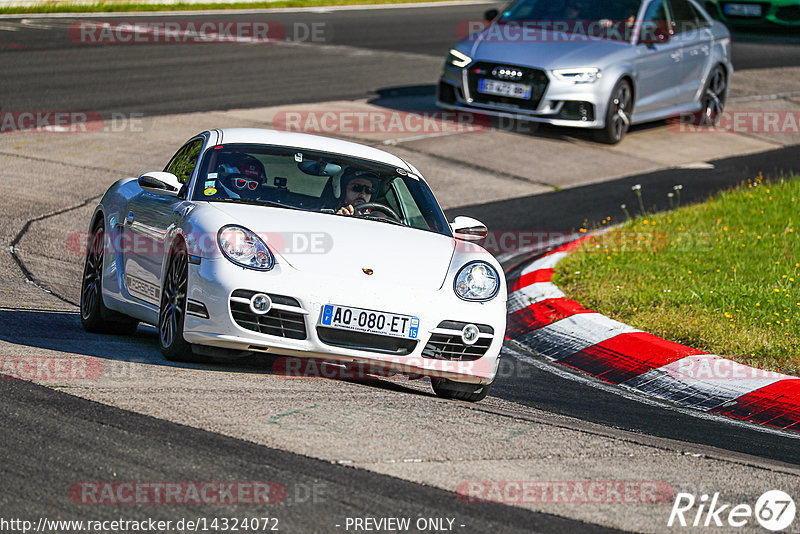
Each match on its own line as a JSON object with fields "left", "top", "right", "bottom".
{"left": 631, "top": 0, "right": 684, "bottom": 115}
{"left": 669, "top": 0, "right": 714, "bottom": 106}
{"left": 123, "top": 137, "right": 204, "bottom": 307}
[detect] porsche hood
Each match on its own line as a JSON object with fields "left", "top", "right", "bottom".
{"left": 203, "top": 202, "right": 456, "bottom": 291}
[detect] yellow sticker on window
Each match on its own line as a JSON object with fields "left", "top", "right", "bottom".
{"left": 204, "top": 187, "right": 217, "bottom": 196}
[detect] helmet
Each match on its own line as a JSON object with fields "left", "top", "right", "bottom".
{"left": 215, "top": 152, "right": 266, "bottom": 199}
{"left": 216, "top": 152, "right": 266, "bottom": 182}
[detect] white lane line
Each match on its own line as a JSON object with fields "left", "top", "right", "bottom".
{"left": 382, "top": 131, "right": 468, "bottom": 145}
{"left": 20, "top": 18, "right": 74, "bottom": 28}
{"left": 729, "top": 90, "right": 800, "bottom": 103}
{"left": 515, "top": 313, "right": 640, "bottom": 361}
{"left": 502, "top": 344, "right": 800, "bottom": 440}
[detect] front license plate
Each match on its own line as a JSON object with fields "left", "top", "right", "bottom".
{"left": 724, "top": 3, "right": 762, "bottom": 16}
{"left": 319, "top": 304, "right": 419, "bottom": 339}
{"left": 478, "top": 78, "right": 532, "bottom": 99}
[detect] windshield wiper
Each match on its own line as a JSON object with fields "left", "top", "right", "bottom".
{"left": 208, "top": 198, "right": 304, "bottom": 211}
{"left": 359, "top": 214, "right": 406, "bottom": 226}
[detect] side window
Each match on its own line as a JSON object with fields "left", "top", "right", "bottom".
{"left": 390, "top": 178, "right": 430, "bottom": 230}
{"left": 643, "top": 0, "right": 669, "bottom": 24}
{"left": 640, "top": 0, "right": 672, "bottom": 40}
{"left": 670, "top": 0, "right": 701, "bottom": 33}
{"left": 686, "top": 0, "right": 711, "bottom": 27}
{"left": 165, "top": 139, "right": 203, "bottom": 184}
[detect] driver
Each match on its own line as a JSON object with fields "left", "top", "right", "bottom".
{"left": 336, "top": 169, "right": 378, "bottom": 216}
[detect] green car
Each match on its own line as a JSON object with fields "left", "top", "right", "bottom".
{"left": 704, "top": 0, "right": 800, "bottom": 25}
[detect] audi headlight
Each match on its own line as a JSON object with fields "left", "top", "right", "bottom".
{"left": 218, "top": 225, "right": 274, "bottom": 271}
{"left": 454, "top": 261, "right": 500, "bottom": 301}
{"left": 552, "top": 68, "right": 601, "bottom": 84}
{"left": 447, "top": 49, "right": 473, "bottom": 68}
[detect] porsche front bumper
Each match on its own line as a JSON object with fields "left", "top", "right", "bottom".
{"left": 182, "top": 257, "right": 506, "bottom": 385}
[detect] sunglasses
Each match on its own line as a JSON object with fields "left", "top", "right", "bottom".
{"left": 233, "top": 178, "right": 259, "bottom": 190}
{"left": 349, "top": 184, "right": 376, "bottom": 194}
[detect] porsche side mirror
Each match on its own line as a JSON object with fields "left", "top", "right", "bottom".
{"left": 138, "top": 171, "right": 182, "bottom": 196}
{"left": 451, "top": 216, "right": 488, "bottom": 241}
{"left": 484, "top": 8, "right": 499, "bottom": 21}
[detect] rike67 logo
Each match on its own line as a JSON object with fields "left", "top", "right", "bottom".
{"left": 668, "top": 490, "right": 795, "bottom": 531}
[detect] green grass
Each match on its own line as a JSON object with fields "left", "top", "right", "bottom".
{"left": 0, "top": 0, "right": 465, "bottom": 15}
{"left": 553, "top": 175, "right": 800, "bottom": 375}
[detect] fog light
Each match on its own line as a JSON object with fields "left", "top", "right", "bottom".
{"left": 249, "top": 293, "right": 272, "bottom": 315}
{"left": 461, "top": 324, "right": 480, "bottom": 345}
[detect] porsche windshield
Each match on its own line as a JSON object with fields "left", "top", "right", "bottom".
{"left": 192, "top": 144, "right": 451, "bottom": 236}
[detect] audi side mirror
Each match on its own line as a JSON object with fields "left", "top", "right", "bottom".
{"left": 638, "top": 22, "right": 672, "bottom": 45}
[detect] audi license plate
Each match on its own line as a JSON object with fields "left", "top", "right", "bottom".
{"left": 320, "top": 304, "right": 419, "bottom": 339}
{"left": 478, "top": 79, "right": 532, "bottom": 99}
{"left": 724, "top": 3, "right": 762, "bottom": 16}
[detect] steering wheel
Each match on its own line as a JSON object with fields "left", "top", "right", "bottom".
{"left": 354, "top": 202, "right": 402, "bottom": 223}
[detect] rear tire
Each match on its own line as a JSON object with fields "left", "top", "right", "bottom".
{"left": 431, "top": 378, "right": 492, "bottom": 402}
{"left": 80, "top": 219, "right": 139, "bottom": 335}
{"left": 595, "top": 79, "right": 633, "bottom": 144}
{"left": 159, "top": 240, "right": 198, "bottom": 362}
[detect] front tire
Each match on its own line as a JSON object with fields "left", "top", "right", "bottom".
{"left": 80, "top": 220, "right": 139, "bottom": 335}
{"left": 595, "top": 79, "right": 633, "bottom": 144}
{"left": 159, "top": 240, "right": 197, "bottom": 362}
{"left": 431, "top": 378, "right": 492, "bottom": 402}
{"left": 699, "top": 65, "right": 727, "bottom": 127}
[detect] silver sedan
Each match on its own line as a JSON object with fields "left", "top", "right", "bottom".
{"left": 438, "top": 0, "right": 732, "bottom": 143}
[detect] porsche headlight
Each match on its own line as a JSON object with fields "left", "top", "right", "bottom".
{"left": 454, "top": 261, "right": 500, "bottom": 301}
{"left": 447, "top": 49, "right": 473, "bottom": 68}
{"left": 218, "top": 225, "right": 274, "bottom": 271}
{"left": 552, "top": 68, "right": 602, "bottom": 84}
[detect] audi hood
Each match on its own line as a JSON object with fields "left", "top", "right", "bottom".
{"left": 460, "top": 26, "right": 632, "bottom": 70}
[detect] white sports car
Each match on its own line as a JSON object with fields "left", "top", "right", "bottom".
{"left": 81, "top": 128, "right": 506, "bottom": 401}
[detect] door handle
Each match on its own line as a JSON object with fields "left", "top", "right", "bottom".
{"left": 125, "top": 211, "right": 135, "bottom": 226}
{"left": 670, "top": 52, "right": 681, "bottom": 61}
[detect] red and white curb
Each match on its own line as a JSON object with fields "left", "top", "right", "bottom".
{"left": 504, "top": 238, "right": 800, "bottom": 433}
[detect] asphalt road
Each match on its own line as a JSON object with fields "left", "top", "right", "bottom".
{"left": 453, "top": 144, "right": 800, "bottom": 232}
{"left": 0, "top": 371, "right": 616, "bottom": 534}
{"left": 1, "top": 3, "right": 800, "bottom": 115}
